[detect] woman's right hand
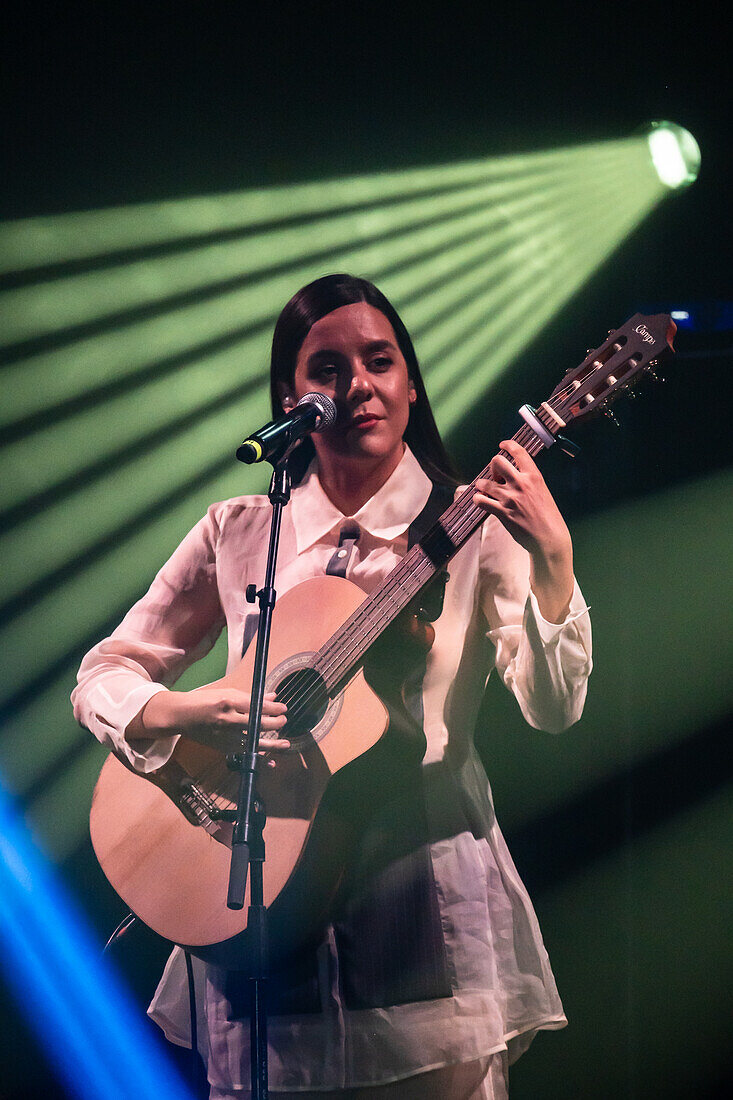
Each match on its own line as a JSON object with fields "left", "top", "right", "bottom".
{"left": 129, "top": 688, "right": 289, "bottom": 753}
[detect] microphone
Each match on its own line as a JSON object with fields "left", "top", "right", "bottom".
{"left": 236, "top": 392, "right": 337, "bottom": 465}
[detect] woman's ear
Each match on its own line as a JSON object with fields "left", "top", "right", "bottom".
{"left": 408, "top": 379, "right": 417, "bottom": 405}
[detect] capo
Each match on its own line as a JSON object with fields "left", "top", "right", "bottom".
{"left": 518, "top": 404, "right": 580, "bottom": 459}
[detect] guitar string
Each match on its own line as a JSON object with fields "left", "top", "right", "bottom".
{"left": 201, "top": 345, "right": 659, "bottom": 806}
{"left": 292, "top": 400, "right": 566, "bottom": 691}
{"left": 271, "top": 423, "right": 545, "bottom": 722}
{"left": 194, "top": 381, "right": 589, "bottom": 801}
{"left": 202, "top": 343, "right": 645, "bottom": 806}
{"left": 194, "top": 349, "right": 640, "bottom": 800}
{"left": 198, "top": 395, "right": 574, "bottom": 799}
{"left": 190, "top": 426, "right": 540, "bottom": 804}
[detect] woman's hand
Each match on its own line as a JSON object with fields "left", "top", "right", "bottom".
{"left": 129, "top": 688, "right": 289, "bottom": 753}
{"left": 473, "top": 439, "right": 575, "bottom": 623}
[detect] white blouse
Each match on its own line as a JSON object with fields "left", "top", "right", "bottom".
{"left": 72, "top": 445, "right": 592, "bottom": 1092}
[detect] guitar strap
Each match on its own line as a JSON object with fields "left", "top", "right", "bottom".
{"left": 407, "top": 482, "right": 454, "bottom": 623}
{"left": 407, "top": 480, "right": 455, "bottom": 620}
{"left": 408, "top": 479, "right": 456, "bottom": 545}
{"left": 324, "top": 520, "right": 361, "bottom": 578}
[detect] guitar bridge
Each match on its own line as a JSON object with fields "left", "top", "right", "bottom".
{"left": 178, "top": 778, "right": 233, "bottom": 830}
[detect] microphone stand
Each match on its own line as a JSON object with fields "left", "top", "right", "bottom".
{"left": 225, "top": 450, "right": 293, "bottom": 1100}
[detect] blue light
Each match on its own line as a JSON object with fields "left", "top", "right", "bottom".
{"left": 639, "top": 301, "right": 733, "bottom": 335}
{"left": 0, "top": 779, "right": 195, "bottom": 1100}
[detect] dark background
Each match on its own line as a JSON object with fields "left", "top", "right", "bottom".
{"left": 2, "top": 3, "right": 730, "bottom": 1097}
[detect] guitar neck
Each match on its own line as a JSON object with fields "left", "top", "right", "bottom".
{"left": 313, "top": 418, "right": 549, "bottom": 694}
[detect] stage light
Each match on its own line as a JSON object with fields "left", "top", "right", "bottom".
{"left": 646, "top": 121, "right": 701, "bottom": 189}
{"left": 0, "top": 778, "right": 195, "bottom": 1100}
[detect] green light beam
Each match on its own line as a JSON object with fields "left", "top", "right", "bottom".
{"left": 23, "top": 743, "right": 111, "bottom": 863}
{"left": 413, "top": 195, "right": 606, "bottom": 373}
{"left": 422, "top": 191, "right": 644, "bottom": 415}
{"left": 0, "top": 159, "right": 609, "bottom": 346}
{"left": 0, "top": 178, "right": 625, "bottom": 614}
{"left": 1, "top": 185, "right": 585, "bottom": 511}
{"left": 433, "top": 177, "right": 663, "bottom": 429}
{"left": 379, "top": 169, "right": 623, "bottom": 340}
{"left": 0, "top": 154, "right": 663, "bottom": 635}
{"left": 0, "top": 460, "right": 256, "bottom": 711}
{"left": 0, "top": 139, "right": 644, "bottom": 274}
{"left": 6, "top": 200, "right": 558, "bottom": 610}
{"left": 1, "top": 167, "right": 587, "bottom": 431}
{"left": 0, "top": 193, "right": 683, "bottom": 712}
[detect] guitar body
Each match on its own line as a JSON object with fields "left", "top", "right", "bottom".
{"left": 90, "top": 575, "right": 389, "bottom": 969}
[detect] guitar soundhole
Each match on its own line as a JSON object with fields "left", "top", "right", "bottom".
{"left": 275, "top": 668, "right": 329, "bottom": 743}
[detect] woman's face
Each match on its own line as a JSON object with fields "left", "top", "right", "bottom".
{"left": 286, "top": 302, "right": 416, "bottom": 472}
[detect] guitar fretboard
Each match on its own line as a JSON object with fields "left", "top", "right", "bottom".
{"left": 313, "top": 418, "right": 553, "bottom": 694}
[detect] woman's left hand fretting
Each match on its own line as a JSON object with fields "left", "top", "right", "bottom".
{"left": 473, "top": 439, "right": 575, "bottom": 623}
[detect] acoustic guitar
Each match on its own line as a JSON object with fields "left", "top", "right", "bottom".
{"left": 90, "top": 312, "right": 676, "bottom": 968}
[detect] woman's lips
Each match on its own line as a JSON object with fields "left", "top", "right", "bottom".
{"left": 351, "top": 415, "right": 381, "bottom": 430}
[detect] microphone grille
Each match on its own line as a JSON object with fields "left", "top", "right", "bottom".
{"left": 297, "top": 392, "right": 337, "bottom": 430}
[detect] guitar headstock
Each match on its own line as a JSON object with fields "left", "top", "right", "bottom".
{"left": 548, "top": 313, "right": 677, "bottom": 427}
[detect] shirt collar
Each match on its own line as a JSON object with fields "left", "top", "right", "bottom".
{"left": 290, "top": 445, "right": 434, "bottom": 554}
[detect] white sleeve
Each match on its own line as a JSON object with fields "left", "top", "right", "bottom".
{"left": 478, "top": 516, "right": 592, "bottom": 733}
{"left": 71, "top": 504, "right": 226, "bottom": 772}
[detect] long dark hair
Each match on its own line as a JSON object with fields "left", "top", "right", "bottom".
{"left": 269, "top": 273, "right": 459, "bottom": 485}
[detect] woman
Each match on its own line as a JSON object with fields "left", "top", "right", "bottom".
{"left": 73, "top": 274, "right": 592, "bottom": 1099}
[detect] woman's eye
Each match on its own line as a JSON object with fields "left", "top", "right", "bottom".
{"left": 370, "top": 356, "right": 392, "bottom": 371}
{"left": 317, "top": 364, "right": 338, "bottom": 379}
